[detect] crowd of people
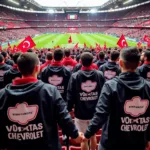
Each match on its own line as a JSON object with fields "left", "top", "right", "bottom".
{"left": 0, "top": 46, "right": 150, "bottom": 150}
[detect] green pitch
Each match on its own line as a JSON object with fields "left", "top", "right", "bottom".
{"left": 10, "top": 33, "right": 139, "bottom": 49}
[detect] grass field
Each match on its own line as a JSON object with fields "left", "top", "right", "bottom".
{"left": 9, "top": 33, "right": 140, "bottom": 49}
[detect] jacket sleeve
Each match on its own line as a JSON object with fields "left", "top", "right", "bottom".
{"left": 67, "top": 75, "right": 75, "bottom": 112}
{"left": 84, "top": 83, "right": 111, "bottom": 139}
{"left": 54, "top": 87, "right": 79, "bottom": 139}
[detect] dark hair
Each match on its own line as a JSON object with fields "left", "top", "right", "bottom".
{"left": 13, "top": 52, "right": 22, "bottom": 64}
{"left": 17, "top": 53, "right": 39, "bottom": 76}
{"left": 27, "top": 49, "right": 33, "bottom": 52}
{"left": 83, "top": 49, "right": 91, "bottom": 53}
{"left": 64, "top": 49, "right": 70, "bottom": 57}
{"left": 81, "top": 52, "right": 93, "bottom": 67}
{"left": 46, "top": 52, "right": 53, "bottom": 60}
{"left": 139, "top": 48, "right": 143, "bottom": 53}
{"left": 99, "top": 51, "right": 105, "bottom": 60}
{"left": 1, "top": 51, "right": 7, "bottom": 58}
{"left": 0, "top": 54, "right": 4, "bottom": 63}
{"left": 53, "top": 49, "right": 64, "bottom": 61}
{"left": 120, "top": 47, "right": 140, "bottom": 70}
{"left": 110, "top": 50, "right": 120, "bottom": 61}
{"left": 144, "top": 49, "right": 150, "bottom": 61}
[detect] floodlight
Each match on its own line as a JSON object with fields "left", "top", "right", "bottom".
{"left": 90, "top": 9, "right": 97, "bottom": 13}
{"left": 123, "top": 0, "right": 133, "bottom": 5}
{"left": 8, "top": 0, "right": 19, "bottom": 5}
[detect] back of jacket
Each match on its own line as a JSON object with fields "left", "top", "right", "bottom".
{"left": 85, "top": 72, "right": 150, "bottom": 150}
{"left": 67, "top": 70, "right": 105, "bottom": 120}
{"left": 0, "top": 63, "right": 11, "bottom": 89}
{"left": 0, "top": 81, "right": 78, "bottom": 150}
{"left": 41, "top": 66, "right": 71, "bottom": 101}
{"left": 137, "top": 64, "right": 150, "bottom": 81}
{"left": 4, "top": 68, "right": 22, "bottom": 86}
{"left": 99, "top": 62, "right": 121, "bottom": 80}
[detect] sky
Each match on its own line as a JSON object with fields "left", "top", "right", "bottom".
{"left": 34, "top": 0, "right": 109, "bottom": 7}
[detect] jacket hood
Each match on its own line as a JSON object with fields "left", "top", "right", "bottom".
{"left": 114, "top": 72, "right": 145, "bottom": 90}
{"left": 9, "top": 68, "right": 20, "bottom": 75}
{"left": 5, "top": 80, "right": 44, "bottom": 97}
{"left": 105, "top": 62, "right": 118, "bottom": 70}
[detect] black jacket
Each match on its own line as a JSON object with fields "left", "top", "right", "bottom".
{"left": 96, "top": 60, "right": 107, "bottom": 68}
{"left": 137, "top": 63, "right": 150, "bottom": 81}
{"left": 0, "top": 63, "right": 11, "bottom": 89}
{"left": 99, "top": 62, "right": 121, "bottom": 80}
{"left": 41, "top": 66, "right": 71, "bottom": 101}
{"left": 5, "top": 59, "right": 14, "bottom": 66}
{"left": 73, "top": 64, "right": 82, "bottom": 73}
{"left": 4, "top": 68, "right": 22, "bottom": 86}
{"left": 0, "top": 81, "right": 78, "bottom": 150}
{"left": 85, "top": 72, "right": 150, "bottom": 150}
{"left": 67, "top": 70, "right": 105, "bottom": 120}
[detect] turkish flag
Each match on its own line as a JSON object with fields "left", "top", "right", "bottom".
{"left": 8, "top": 42, "right": 11, "bottom": 48}
{"left": 74, "top": 43, "right": 78, "bottom": 49}
{"left": 95, "top": 43, "right": 101, "bottom": 53}
{"left": 12, "top": 45, "right": 18, "bottom": 53}
{"left": 0, "top": 44, "right": 2, "bottom": 51}
{"left": 84, "top": 43, "right": 87, "bottom": 48}
{"left": 68, "top": 36, "right": 72, "bottom": 43}
{"left": 117, "top": 34, "right": 128, "bottom": 48}
{"left": 104, "top": 42, "right": 107, "bottom": 50}
{"left": 17, "top": 36, "right": 36, "bottom": 52}
{"left": 137, "top": 41, "right": 142, "bottom": 47}
{"left": 144, "top": 35, "right": 150, "bottom": 43}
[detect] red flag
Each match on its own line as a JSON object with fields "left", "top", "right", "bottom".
{"left": 8, "top": 42, "right": 11, "bottom": 48}
{"left": 144, "top": 35, "right": 150, "bottom": 43}
{"left": 137, "top": 41, "right": 142, "bottom": 47}
{"left": 104, "top": 42, "right": 107, "bottom": 50}
{"left": 17, "top": 36, "right": 36, "bottom": 52}
{"left": 12, "top": 45, "right": 18, "bottom": 53}
{"left": 56, "top": 45, "right": 60, "bottom": 48}
{"left": 74, "top": 43, "right": 78, "bottom": 49}
{"left": 96, "top": 43, "right": 101, "bottom": 50}
{"left": 84, "top": 43, "right": 87, "bottom": 48}
{"left": 68, "top": 36, "right": 72, "bottom": 43}
{"left": 117, "top": 34, "right": 128, "bottom": 48}
{"left": 0, "top": 44, "right": 2, "bottom": 51}
{"left": 90, "top": 45, "right": 93, "bottom": 49}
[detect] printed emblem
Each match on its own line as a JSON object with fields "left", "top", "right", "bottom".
{"left": 124, "top": 96, "right": 149, "bottom": 117}
{"left": 48, "top": 75, "right": 63, "bottom": 86}
{"left": 104, "top": 70, "right": 116, "bottom": 79}
{"left": 81, "top": 80, "right": 97, "bottom": 92}
{"left": 8, "top": 102, "right": 39, "bottom": 125}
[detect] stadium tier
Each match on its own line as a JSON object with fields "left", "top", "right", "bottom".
{"left": 0, "top": 2, "right": 150, "bottom": 42}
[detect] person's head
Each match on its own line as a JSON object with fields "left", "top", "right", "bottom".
{"left": 27, "top": 49, "right": 34, "bottom": 53}
{"left": 53, "top": 49, "right": 64, "bottom": 61}
{"left": 81, "top": 52, "right": 93, "bottom": 67}
{"left": 12, "top": 52, "right": 22, "bottom": 64}
{"left": 46, "top": 52, "right": 53, "bottom": 61}
{"left": 1, "top": 51, "right": 7, "bottom": 59}
{"left": 17, "top": 53, "right": 40, "bottom": 77}
{"left": 0, "top": 54, "right": 4, "bottom": 63}
{"left": 64, "top": 49, "right": 70, "bottom": 57}
{"left": 144, "top": 49, "right": 150, "bottom": 62}
{"left": 119, "top": 47, "right": 140, "bottom": 72}
{"left": 110, "top": 50, "right": 120, "bottom": 62}
{"left": 139, "top": 48, "right": 143, "bottom": 54}
{"left": 99, "top": 51, "right": 105, "bottom": 60}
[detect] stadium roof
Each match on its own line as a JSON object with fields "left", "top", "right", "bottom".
{"left": 33, "top": 0, "right": 109, "bottom": 7}
{"left": 0, "top": 0, "right": 149, "bottom": 12}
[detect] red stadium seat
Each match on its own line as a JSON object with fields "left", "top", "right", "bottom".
{"left": 96, "top": 135, "right": 101, "bottom": 143}
{"left": 58, "top": 130, "right": 62, "bottom": 136}
{"left": 62, "top": 146, "right": 67, "bottom": 150}
{"left": 96, "top": 129, "right": 102, "bottom": 135}
{"left": 69, "top": 146, "right": 81, "bottom": 150}
{"left": 70, "top": 138, "right": 80, "bottom": 146}
{"left": 59, "top": 136, "right": 63, "bottom": 145}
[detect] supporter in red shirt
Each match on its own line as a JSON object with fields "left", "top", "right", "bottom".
{"left": 40, "top": 52, "right": 53, "bottom": 72}
{"left": 62, "top": 49, "right": 77, "bottom": 71}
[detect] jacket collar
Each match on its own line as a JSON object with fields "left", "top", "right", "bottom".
{"left": 51, "top": 61, "right": 63, "bottom": 66}
{"left": 13, "top": 77, "right": 38, "bottom": 85}
{"left": 144, "top": 61, "right": 150, "bottom": 65}
{"left": 81, "top": 66, "right": 93, "bottom": 71}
